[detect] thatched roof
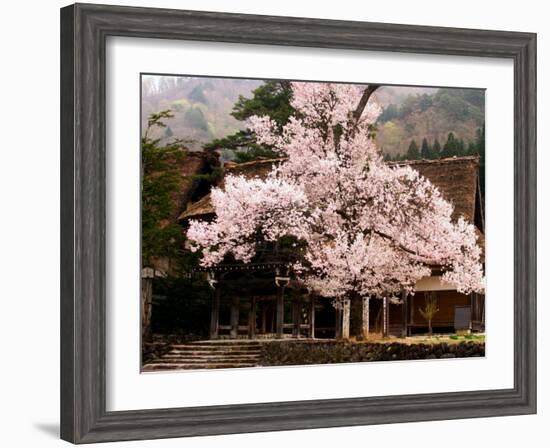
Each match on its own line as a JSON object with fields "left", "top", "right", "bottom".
{"left": 147, "top": 151, "right": 217, "bottom": 276}
{"left": 178, "top": 193, "right": 214, "bottom": 221}
{"left": 388, "top": 155, "right": 480, "bottom": 223}
{"left": 177, "top": 158, "right": 284, "bottom": 221}
{"left": 221, "top": 158, "right": 284, "bottom": 180}
{"left": 178, "top": 156, "right": 481, "bottom": 225}
{"left": 171, "top": 152, "right": 210, "bottom": 217}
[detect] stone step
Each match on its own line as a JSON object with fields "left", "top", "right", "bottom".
{"left": 159, "top": 360, "right": 259, "bottom": 365}
{"left": 142, "top": 340, "right": 263, "bottom": 371}
{"left": 171, "top": 345, "right": 261, "bottom": 349}
{"left": 142, "top": 363, "right": 257, "bottom": 371}
{"left": 176, "top": 344, "right": 262, "bottom": 350}
{"left": 186, "top": 340, "right": 262, "bottom": 344}
{"left": 154, "top": 358, "right": 259, "bottom": 364}
{"left": 163, "top": 353, "right": 260, "bottom": 359}
{"left": 168, "top": 349, "right": 261, "bottom": 356}
{"left": 159, "top": 355, "right": 260, "bottom": 362}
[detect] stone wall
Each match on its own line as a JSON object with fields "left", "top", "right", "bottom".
{"left": 260, "top": 340, "right": 484, "bottom": 366}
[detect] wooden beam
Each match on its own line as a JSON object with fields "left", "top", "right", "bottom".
{"left": 261, "top": 304, "right": 267, "bottom": 334}
{"left": 209, "top": 287, "right": 221, "bottom": 339}
{"left": 383, "top": 296, "right": 388, "bottom": 338}
{"left": 401, "top": 291, "right": 408, "bottom": 338}
{"left": 230, "top": 296, "right": 240, "bottom": 339}
{"left": 309, "top": 296, "right": 316, "bottom": 339}
{"left": 248, "top": 296, "right": 257, "bottom": 338}
{"left": 292, "top": 296, "right": 301, "bottom": 338}
{"left": 410, "top": 294, "right": 415, "bottom": 325}
{"left": 363, "top": 296, "right": 370, "bottom": 340}
{"left": 469, "top": 293, "right": 473, "bottom": 332}
{"left": 276, "top": 286, "right": 285, "bottom": 339}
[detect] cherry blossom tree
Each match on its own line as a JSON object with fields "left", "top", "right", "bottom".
{"left": 187, "top": 82, "right": 484, "bottom": 337}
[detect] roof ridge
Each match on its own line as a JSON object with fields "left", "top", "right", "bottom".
{"left": 387, "top": 155, "right": 481, "bottom": 166}
{"left": 223, "top": 155, "right": 480, "bottom": 169}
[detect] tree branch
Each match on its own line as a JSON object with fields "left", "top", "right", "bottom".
{"left": 333, "top": 85, "right": 380, "bottom": 150}
{"left": 372, "top": 228, "right": 437, "bottom": 265}
{"left": 352, "top": 85, "right": 380, "bottom": 123}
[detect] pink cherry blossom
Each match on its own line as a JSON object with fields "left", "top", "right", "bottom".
{"left": 187, "top": 82, "right": 485, "bottom": 302}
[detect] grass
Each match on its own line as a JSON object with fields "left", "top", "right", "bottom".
{"left": 359, "top": 333, "right": 485, "bottom": 345}
{"left": 416, "top": 333, "right": 485, "bottom": 344}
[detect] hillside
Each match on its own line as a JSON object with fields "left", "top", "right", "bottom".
{"left": 374, "top": 88, "right": 485, "bottom": 157}
{"left": 141, "top": 75, "right": 262, "bottom": 150}
{"left": 142, "top": 77, "right": 484, "bottom": 158}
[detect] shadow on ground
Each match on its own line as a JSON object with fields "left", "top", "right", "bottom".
{"left": 33, "top": 423, "right": 58, "bottom": 439}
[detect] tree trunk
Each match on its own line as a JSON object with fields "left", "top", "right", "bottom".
{"left": 335, "top": 306, "right": 342, "bottom": 339}
{"left": 350, "top": 294, "right": 371, "bottom": 340}
{"left": 428, "top": 319, "right": 433, "bottom": 337}
{"left": 341, "top": 298, "right": 351, "bottom": 340}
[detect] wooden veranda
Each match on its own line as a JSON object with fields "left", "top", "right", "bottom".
{"left": 203, "top": 262, "right": 319, "bottom": 340}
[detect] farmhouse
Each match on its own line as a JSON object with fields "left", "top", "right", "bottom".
{"left": 173, "top": 155, "right": 485, "bottom": 340}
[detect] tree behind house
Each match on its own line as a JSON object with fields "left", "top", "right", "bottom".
{"left": 420, "top": 138, "right": 431, "bottom": 159}
{"left": 142, "top": 110, "right": 186, "bottom": 268}
{"left": 142, "top": 110, "right": 188, "bottom": 340}
{"left": 203, "top": 80, "right": 293, "bottom": 161}
{"left": 406, "top": 139, "right": 420, "bottom": 160}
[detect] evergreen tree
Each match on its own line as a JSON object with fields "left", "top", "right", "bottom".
{"left": 234, "top": 146, "right": 281, "bottom": 163}
{"left": 231, "top": 80, "right": 293, "bottom": 127}
{"left": 141, "top": 110, "right": 209, "bottom": 341}
{"left": 203, "top": 81, "right": 293, "bottom": 162}
{"left": 432, "top": 138, "right": 442, "bottom": 158}
{"left": 475, "top": 127, "right": 485, "bottom": 153}
{"left": 457, "top": 138, "right": 466, "bottom": 156}
{"left": 141, "top": 110, "right": 185, "bottom": 268}
{"left": 188, "top": 85, "right": 208, "bottom": 104}
{"left": 378, "top": 103, "right": 399, "bottom": 123}
{"left": 441, "top": 132, "right": 458, "bottom": 158}
{"left": 418, "top": 94, "right": 433, "bottom": 112}
{"left": 406, "top": 140, "right": 420, "bottom": 160}
{"left": 420, "top": 138, "right": 431, "bottom": 159}
{"left": 184, "top": 107, "right": 208, "bottom": 132}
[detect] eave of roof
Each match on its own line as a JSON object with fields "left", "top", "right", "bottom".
{"left": 177, "top": 193, "right": 214, "bottom": 221}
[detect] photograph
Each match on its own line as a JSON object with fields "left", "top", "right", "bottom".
{"left": 0, "top": 0, "right": 541, "bottom": 445}
{"left": 140, "top": 75, "right": 487, "bottom": 371}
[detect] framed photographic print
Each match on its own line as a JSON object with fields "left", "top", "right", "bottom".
{"left": 60, "top": 3, "right": 536, "bottom": 444}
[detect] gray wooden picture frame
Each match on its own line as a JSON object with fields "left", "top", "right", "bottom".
{"left": 60, "top": 3, "right": 537, "bottom": 444}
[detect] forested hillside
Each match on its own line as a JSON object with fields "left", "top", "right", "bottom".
{"left": 142, "top": 76, "right": 484, "bottom": 161}
{"left": 141, "top": 76, "right": 262, "bottom": 150}
{"left": 375, "top": 88, "right": 485, "bottom": 158}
